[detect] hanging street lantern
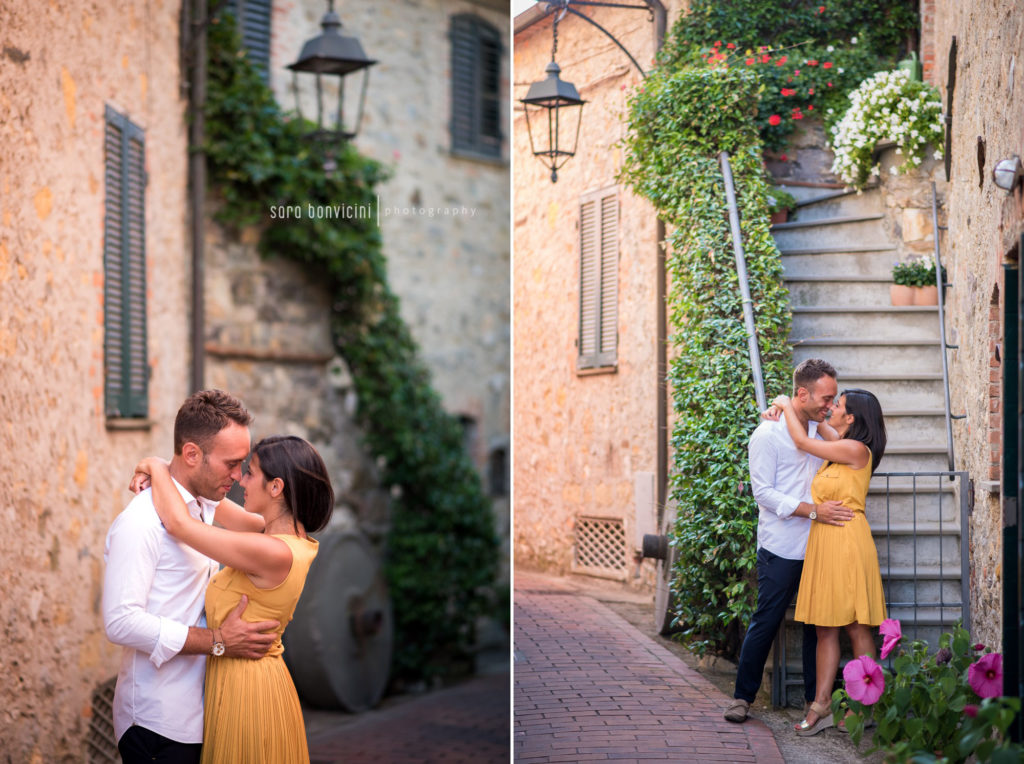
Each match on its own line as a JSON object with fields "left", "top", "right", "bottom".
{"left": 519, "top": 10, "right": 585, "bottom": 183}
{"left": 288, "top": 0, "right": 377, "bottom": 172}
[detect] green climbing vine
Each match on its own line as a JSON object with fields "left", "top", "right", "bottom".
{"left": 203, "top": 14, "right": 499, "bottom": 684}
{"left": 620, "top": 67, "right": 794, "bottom": 657}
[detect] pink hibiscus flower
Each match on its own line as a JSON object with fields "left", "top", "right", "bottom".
{"left": 969, "top": 653, "right": 1003, "bottom": 698}
{"left": 879, "top": 619, "right": 902, "bottom": 659}
{"left": 843, "top": 655, "right": 885, "bottom": 705}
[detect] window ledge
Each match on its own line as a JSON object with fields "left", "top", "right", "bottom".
{"left": 106, "top": 418, "right": 155, "bottom": 431}
{"left": 449, "top": 147, "right": 507, "bottom": 166}
{"left": 576, "top": 364, "right": 618, "bottom": 377}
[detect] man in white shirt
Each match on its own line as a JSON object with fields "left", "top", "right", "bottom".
{"left": 103, "top": 390, "right": 279, "bottom": 763}
{"left": 724, "top": 359, "right": 854, "bottom": 723}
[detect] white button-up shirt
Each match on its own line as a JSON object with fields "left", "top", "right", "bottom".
{"left": 102, "top": 480, "right": 218, "bottom": 744}
{"left": 748, "top": 414, "right": 824, "bottom": 560}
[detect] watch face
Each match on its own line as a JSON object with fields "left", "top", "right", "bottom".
{"left": 212, "top": 642, "right": 226, "bottom": 657}
{"left": 809, "top": 512, "right": 817, "bottom": 520}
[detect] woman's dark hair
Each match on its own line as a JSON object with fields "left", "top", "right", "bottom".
{"left": 841, "top": 388, "right": 887, "bottom": 474}
{"left": 252, "top": 435, "right": 334, "bottom": 533}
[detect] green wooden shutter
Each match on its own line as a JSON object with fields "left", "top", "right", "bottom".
{"left": 227, "top": 0, "right": 272, "bottom": 81}
{"left": 578, "top": 187, "right": 618, "bottom": 370}
{"left": 104, "top": 106, "right": 148, "bottom": 418}
{"left": 450, "top": 14, "right": 502, "bottom": 159}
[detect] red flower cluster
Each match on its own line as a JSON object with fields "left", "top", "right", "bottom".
{"left": 768, "top": 114, "right": 782, "bottom": 126}
{"left": 781, "top": 88, "right": 796, "bottom": 97}
{"left": 775, "top": 55, "right": 788, "bottom": 66}
{"left": 823, "top": 61, "right": 833, "bottom": 69}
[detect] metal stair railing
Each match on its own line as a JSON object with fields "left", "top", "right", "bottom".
{"left": 930, "top": 181, "right": 965, "bottom": 472}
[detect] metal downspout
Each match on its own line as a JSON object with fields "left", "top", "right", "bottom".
{"left": 189, "top": 0, "right": 207, "bottom": 393}
{"left": 648, "top": 0, "right": 669, "bottom": 516}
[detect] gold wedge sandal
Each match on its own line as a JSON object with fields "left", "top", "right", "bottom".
{"left": 794, "top": 701, "right": 834, "bottom": 736}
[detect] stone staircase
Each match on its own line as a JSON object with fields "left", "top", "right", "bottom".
{"left": 768, "top": 183, "right": 965, "bottom": 705}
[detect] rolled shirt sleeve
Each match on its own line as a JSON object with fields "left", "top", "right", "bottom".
{"left": 102, "top": 508, "right": 190, "bottom": 669}
{"left": 748, "top": 424, "right": 801, "bottom": 519}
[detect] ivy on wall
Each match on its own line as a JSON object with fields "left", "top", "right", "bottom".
{"left": 620, "top": 67, "right": 794, "bottom": 656}
{"left": 204, "top": 15, "right": 499, "bottom": 684}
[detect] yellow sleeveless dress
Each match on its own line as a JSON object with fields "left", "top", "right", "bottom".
{"left": 794, "top": 452, "right": 887, "bottom": 627}
{"left": 201, "top": 535, "right": 318, "bottom": 764}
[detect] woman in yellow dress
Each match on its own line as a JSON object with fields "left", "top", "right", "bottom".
{"left": 769, "top": 389, "right": 887, "bottom": 736}
{"left": 134, "top": 435, "right": 333, "bottom": 763}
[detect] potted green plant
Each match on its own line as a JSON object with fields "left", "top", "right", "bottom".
{"left": 891, "top": 255, "right": 943, "bottom": 305}
{"left": 767, "top": 188, "right": 798, "bottom": 224}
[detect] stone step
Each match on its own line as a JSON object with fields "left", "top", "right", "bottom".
{"left": 884, "top": 579, "right": 965, "bottom": 612}
{"left": 792, "top": 338, "right": 944, "bottom": 375}
{"left": 779, "top": 184, "right": 884, "bottom": 221}
{"left": 875, "top": 531, "right": 960, "bottom": 568}
{"left": 865, "top": 490, "right": 960, "bottom": 526}
{"left": 876, "top": 446, "right": 950, "bottom": 473}
{"left": 780, "top": 245, "right": 900, "bottom": 279}
{"left": 791, "top": 306, "right": 940, "bottom": 341}
{"left": 772, "top": 214, "right": 890, "bottom": 250}
{"left": 836, "top": 373, "right": 945, "bottom": 410}
{"left": 884, "top": 412, "right": 949, "bottom": 444}
{"left": 786, "top": 277, "right": 918, "bottom": 308}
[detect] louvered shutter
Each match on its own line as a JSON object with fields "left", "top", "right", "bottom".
{"left": 104, "top": 106, "right": 148, "bottom": 418}
{"left": 577, "top": 187, "right": 619, "bottom": 370}
{"left": 227, "top": 0, "right": 272, "bottom": 81}
{"left": 450, "top": 14, "right": 502, "bottom": 159}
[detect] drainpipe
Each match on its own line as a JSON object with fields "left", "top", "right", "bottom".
{"left": 188, "top": 0, "right": 207, "bottom": 393}
{"left": 648, "top": 0, "right": 668, "bottom": 515}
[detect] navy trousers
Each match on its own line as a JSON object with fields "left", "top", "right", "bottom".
{"left": 118, "top": 726, "right": 202, "bottom": 764}
{"left": 733, "top": 547, "right": 817, "bottom": 704}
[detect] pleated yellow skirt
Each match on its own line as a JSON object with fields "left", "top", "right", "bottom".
{"left": 201, "top": 654, "right": 309, "bottom": 764}
{"left": 794, "top": 456, "right": 886, "bottom": 627}
{"left": 794, "top": 511, "right": 887, "bottom": 627}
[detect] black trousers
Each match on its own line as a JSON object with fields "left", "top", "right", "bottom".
{"left": 118, "top": 725, "right": 202, "bottom": 764}
{"left": 733, "top": 547, "right": 817, "bottom": 704}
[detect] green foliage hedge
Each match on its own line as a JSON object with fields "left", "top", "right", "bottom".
{"left": 204, "top": 14, "right": 499, "bottom": 684}
{"left": 620, "top": 67, "right": 794, "bottom": 656}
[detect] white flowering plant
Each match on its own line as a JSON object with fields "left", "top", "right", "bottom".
{"left": 829, "top": 69, "right": 944, "bottom": 188}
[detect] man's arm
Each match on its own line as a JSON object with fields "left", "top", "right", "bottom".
{"left": 177, "top": 595, "right": 279, "bottom": 660}
{"left": 102, "top": 511, "right": 189, "bottom": 668}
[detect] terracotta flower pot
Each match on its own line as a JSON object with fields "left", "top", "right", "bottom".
{"left": 770, "top": 210, "right": 789, "bottom": 224}
{"left": 913, "top": 285, "right": 938, "bottom": 305}
{"left": 890, "top": 284, "right": 915, "bottom": 306}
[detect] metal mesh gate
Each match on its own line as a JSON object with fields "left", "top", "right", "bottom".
{"left": 573, "top": 516, "right": 628, "bottom": 579}
{"left": 86, "top": 676, "right": 119, "bottom": 763}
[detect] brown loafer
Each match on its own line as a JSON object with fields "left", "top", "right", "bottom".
{"left": 723, "top": 698, "right": 750, "bottom": 723}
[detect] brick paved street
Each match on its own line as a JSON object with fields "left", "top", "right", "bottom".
{"left": 514, "top": 570, "right": 784, "bottom": 763}
{"left": 306, "top": 671, "right": 510, "bottom": 763}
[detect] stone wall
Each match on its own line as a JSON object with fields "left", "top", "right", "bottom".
{"left": 268, "top": 0, "right": 511, "bottom": 569}
{"left": 202, "top": 221, "right": 391, "bottom": 538}
{"left": 513, "top": 2, "right": 685, "bottom": 579}
{"left": 0, "top": 0, "right": 191, "bottom": 758}
{"left": 923, "top": 0, "right": 1024, "bottom": 650}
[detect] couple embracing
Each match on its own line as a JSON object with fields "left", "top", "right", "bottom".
{"left": 102, "top": 389, "right": 333, "bottom": 763}
{"left": 723, "top": 358, "right": 888, "bottom": 736}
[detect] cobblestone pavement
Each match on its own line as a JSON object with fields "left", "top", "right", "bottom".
{"left": 306, "top": 671, "right": 510, "bottom": 763}
{"left": 514, "top": 570, "right": 784, "bottom": 763}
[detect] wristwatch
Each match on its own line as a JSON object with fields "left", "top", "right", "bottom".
{"left": 808, "top": 509, "right": 818, "bottom": 521}
{"left": 211, "top": 629, "right": 226, "bottom": 657}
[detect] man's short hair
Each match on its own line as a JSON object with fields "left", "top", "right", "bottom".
{"left": 793, "top": 358, "right": 837, "bottom": 394}
{"left": 173, "top": 389, "right": 253, "bottom": 454}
